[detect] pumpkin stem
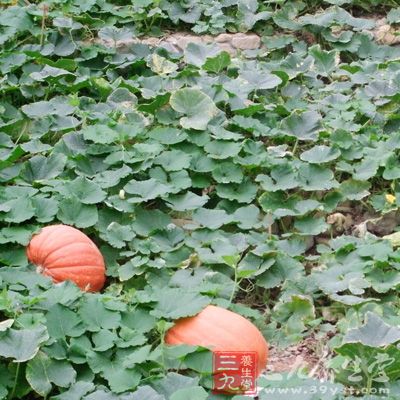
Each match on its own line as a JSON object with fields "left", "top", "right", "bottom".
{"left": 36, "top": 265, "right": 44, "bottom": 274}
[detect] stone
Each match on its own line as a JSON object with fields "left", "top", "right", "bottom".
{"left": 175, "top": 34, "right": 204, "bottom": 50}
{"left": 231, "top": 33, "right": 261, "bottom": 50}
{"left": 217, "top": 42, "right": 236, "bottom": 55}
{"left": 142, "top": 37, "right": 162, "bottom": 47}
{"left": 215, "top": 33, "right": 233, "bottom": 43}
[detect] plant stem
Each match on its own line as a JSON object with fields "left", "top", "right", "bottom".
{"left": 40, "top": 4, "right": 48, "bottom": 47}
{"left": 292, "top": 138, "right": 299, "bottom": 155}
{"left": 9, "top": 362, "right": 20, "bottom": 400}
{"left": 366, "top": 374, "right": 373, "bottom": 394}
{"left": 229, "top": 264, "right": 238, "bottom": 304}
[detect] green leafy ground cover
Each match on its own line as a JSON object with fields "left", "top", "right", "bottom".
{"left": 2, "top": 0, "right": 400, "bottom": 398}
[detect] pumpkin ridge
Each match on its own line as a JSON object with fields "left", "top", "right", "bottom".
{"left": 43, "top": 243, "right": 103, "bottom": 268}
{"left": 46, "top": 266, "right": 107, "bottom": 277}
{"left": 38, "top": 233, "right": 94, "bottom": 260}
{"left": 165, "top": 305, "right": 268, "bottom": 375}
{"left": 45, "top": 263, "right": 105, "bottom": 270}
{"left": 27, "top": 226, "right": 56, "bottom": 263}
{"left": 27, "top": 224, "right": 106, "bottom": 292}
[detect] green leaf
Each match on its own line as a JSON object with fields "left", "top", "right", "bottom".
{"left": 216, "top": 180, "right": 258, "bottom": 203}
{"left": 45, "top": 304, "right": 85, "bottom": 339}
{"left": 130, "top": 386, "right": 165, "bottom": 400}
{"left": 240, "top": 69, "right": 282, "bottom": 90}
{"left": 204, "top": 140, "right": 242, "bottom": 159}
{"left": 233, "top": 205, "right": 261, "bottom": 229}
{"left": 298, "top": 164, "right": 337, "bottom": 191}
{"left": 52, "top": 381, "right": 95, "bottom": 400}
{"left": 170, "top": 88, "right": 218, "bottom": 130}
{"left": 300, "top": 145, "right": 340, "bottom": 164}
{"left": 152, "top": 373, "right": 200, "bottom": 398}
{"left": 368, "top": 269, "right": 400, "bottom": 294}
{"left": 107, "top": 88, "right": 137, "bottom": 108}
{"left": 273, "top": 295, "right": 315, "bottom": 339}
{"left": 383, "top": 154, "right": 400, "bottom": 180}
{"left": 0, "top": 225, "right": 38, "bottom": 245}
{"left": 170, "top": 387, "right": 208, "bottom": 400}
{"left": 155, "top": 150, "right": 191, "bottom": 171}
{"left": 193, "top": 208, "right": 233, "bottom": 229}
{"left": 166, "top": 192, "right": 209, "bottom": 211}
{"left": 21, "top": 154, "right": 67, "bottom": 183}
{"left": 30, "top": 65, "right": 74, "bottom": 81}
{"left": 82, "top": 125, "right": 119, "bottom": 144}
{"left": 57, "top": 197, "right": 98, "bottom": 228}
{"left": 103, "top": 365, "right": 141, "bottom": 393}
{"left": 98, "top": 26, "right": 133, "bottom": 43}
{"left": 3, "top": 197, "right": 35, "bottom": 223}
{"left": 257, "top": 255, "right": 303, "bottom": 289}
{"left": 93, "top": 165, "right": 132, "bottom": 189}
{"left": 294, "top": 215, "right": 329, "bottom": 235}
{"left": 309, "top": 45, "right": 338, "bottom": 76}
{"left": 79, "top": 296, "right": 121, "bottom": 332}
{"left": 184, "top": 42, "right": 220, "bottom": 67}
{"left": 203, "top": 51, "right": 231, "bottom": 73}
{"left": 92, "top": 330, "right": 118, "bottom": 351}
{"left": 123, "top": 345, "right": 152, "bottom": 368}
{"left": 281, "top": 111, "right": 322, "bottom": 141}
{"left": 21, "top": 97, "right": 74, "bottom": 118}
{"left": 151, "top": 288, "right": 210, "bottom": 319}
{"left": 344, "top": 312, "right": 400, "bottom": 347}
{"left": 26, "top": 352, "right": 76, "bottom": 397}
{"left": 212, "top": 162, "right": 243, "bottom": 183}
{"left": 59, "top": 177, "right": 106, "bottom": 204}
{"left": 340, "top": 179, "right": 371, "bottom": 200}
{"left": 124, "top": 178, "right": 170, "bottom": 203}
{"left": 32, "top": 196, "right": 59, "bottom": 222}
{"left": 257, "top": 165, "right": 297, "bottom": 192}
{"left": 99, "top": 222, "right": 136, "bottom": 248}
{"left": 148, "top": 127, "right": 188, "bottom": 145}
{"left": 131, "top": 208, "right": 171, "bottom": 236}
{"left": 388, "top": 7, "right": 400, "bottom": 24}
{"left": 0, "top": 326, "right": 49, "bottom": 362}
{"left": 87, "top": 352, "right": 140, "bottom": 393}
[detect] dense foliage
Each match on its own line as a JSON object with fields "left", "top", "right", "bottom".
{"left": 2, "top": 0, "right": 400, "bottom": 398}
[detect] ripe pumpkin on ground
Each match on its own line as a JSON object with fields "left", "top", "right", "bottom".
{"left": 165, "top": 305, "right": 268, "bottom": 376}
{"left": 26, "top": 224, "right": 106, "bottom": 292}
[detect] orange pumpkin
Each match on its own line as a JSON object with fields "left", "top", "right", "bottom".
{"left": 27, "top": 224, "right": 106, "bottom": 292}
{"left": 165, "top": 305, "right": 268, "bottom": 376}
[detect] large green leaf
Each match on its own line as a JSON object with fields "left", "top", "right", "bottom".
{"left": 58, "top": 177, "right": 106, "bottom": 204}
{"left": 45, "top": 304, "right": 85, "bottom": 339}
{"left": 344, "top": 312, "right": 400, "bottom": 347}
{"left": 82, "top": 125, "right": 120, "bottom": 144}
{"left": 79, "top": 296, "right": 121, "bottom": 332}
{"left": 151, "top": 288, "right": 210, "bottom": 319}
{"left": 281, "top": 111, "right": 322, "bottom": 141}
{"left": 170, "top": 88, "right": 218, "bottom": 130}
{"left": 21, "top": 154, "right": 67, "bottom": 182}
{"left": 0, "top": 326, "right": 49, "bottom": 362}
{"left": 57, "top": 196, "right": 98, "bottom": 228}
{"left": 26, "top": 352, "right": 76, "bottom": 396}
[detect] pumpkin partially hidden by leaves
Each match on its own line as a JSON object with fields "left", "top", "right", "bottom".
{"left": 27, "top": 224, "right": 106, "bottom": 292}
{"left": 165, "top": 305, "right": 268, "bottom": 376}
